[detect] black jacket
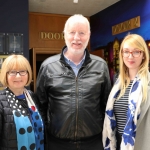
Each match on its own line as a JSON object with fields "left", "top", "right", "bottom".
{"left": 0, "top": 90, "right": 18, "bottom": 150}
{"left": 0, "top": 89, "right": 36, "bottom": 150}
{"left": 36, "top": 46, "right": 111, "bottom": 141}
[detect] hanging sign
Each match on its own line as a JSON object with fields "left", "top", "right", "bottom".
{"left": 112, "top": 16, "right": 140, "bottom": 35}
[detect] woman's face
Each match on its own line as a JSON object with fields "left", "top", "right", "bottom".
{"left": 122, "top": 42, "right": 144, "bottom": 72}
{"left": 7, "top": 69, "right": 28, "bottom": 92}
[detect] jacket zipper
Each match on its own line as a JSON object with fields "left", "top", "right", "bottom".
{"left": 75, "top": 76, "right": 79, "bottom": 141}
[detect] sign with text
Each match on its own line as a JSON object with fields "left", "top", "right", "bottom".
{"left": 40, "top": 32, "right": 64, "bottom": 40}
{"left": 112, "top": 16, "right": 140, "bottom": 35}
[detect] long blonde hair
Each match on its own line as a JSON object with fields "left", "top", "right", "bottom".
{"left": 118, "top": 34, "right": 149, "bottom": 102}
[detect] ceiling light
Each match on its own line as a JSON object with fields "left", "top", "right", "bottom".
{"left": 73, "top": 0, "right": 78, "bottom": 3}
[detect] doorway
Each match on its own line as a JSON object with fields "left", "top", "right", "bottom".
{"left": 29, "top": 48, "right": 61, "bottom": 92}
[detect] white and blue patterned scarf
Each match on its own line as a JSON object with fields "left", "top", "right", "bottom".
{"left": 103, "top": 75, "right": 142, "bottom": 150}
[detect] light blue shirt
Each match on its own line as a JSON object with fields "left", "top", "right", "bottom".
{"left": 63, "top": 48, "right": 86, "bottom": 76}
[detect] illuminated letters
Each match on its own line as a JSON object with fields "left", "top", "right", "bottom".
{"left": 112, "top": 16, "right": 140, "bottom": 35}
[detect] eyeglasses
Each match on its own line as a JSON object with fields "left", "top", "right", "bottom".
{"left": 7, "top": 70, "right": 28, "bottom": 76}
{"left": 122, "top": 50, "right": 142, "bottom": 58}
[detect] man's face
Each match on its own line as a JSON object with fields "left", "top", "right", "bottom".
{"left": 64, "top": 21, "right": 90, "bottom": 55}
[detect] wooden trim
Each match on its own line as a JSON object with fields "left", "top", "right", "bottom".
{"left": 29, "top": 12, "right": 70, "bottom": 17}
{"left": 29, "top": 47, "right": 61, "bottom": 92}
{"left": 29, "top": 12, "right": 89, "bottom": 18}
{"left": 0, "top": 55, "right": 9, "bottom": 90}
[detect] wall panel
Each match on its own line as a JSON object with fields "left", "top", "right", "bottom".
{"left": 29, "top": 13, "right": 70, "bottom": 49}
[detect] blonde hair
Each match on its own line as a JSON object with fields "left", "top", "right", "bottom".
{"left": 118, "top": 34, "right": 149, "bottom": 102}
{"left": 0, "top": 54, "right": 32, "bottom": 87}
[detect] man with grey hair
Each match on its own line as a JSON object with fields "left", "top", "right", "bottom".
{"left": 36, "top": 14, "right": 111, "bottom": 150}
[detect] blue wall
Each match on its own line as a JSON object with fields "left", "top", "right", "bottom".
{"left": 90, "top": 0, "right": 150, "bottom": 51}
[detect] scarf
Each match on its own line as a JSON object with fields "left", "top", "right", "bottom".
{"left": 6, "top": 88, "right": 44, "bottom": 150}
{"left": 103, "top": 75, "right": 142, "bottom": 150}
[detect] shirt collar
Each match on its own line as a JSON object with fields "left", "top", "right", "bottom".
{"left": 63, "top": 47, "right": 86, "bottom": 66}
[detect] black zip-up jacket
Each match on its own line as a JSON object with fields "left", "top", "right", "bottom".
{"left": 36, "top": 46, "right": 111, "bottom": 141}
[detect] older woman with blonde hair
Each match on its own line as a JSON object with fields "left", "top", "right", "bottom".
{"left": 0, "top": 54, "right": 44, "bottom": 150}
{"left": 103, "top": 34, "right": 150, "bottom": 150}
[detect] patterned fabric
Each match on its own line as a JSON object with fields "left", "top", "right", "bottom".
{"left": 6, "top": 88, "right": 44, "bottom": 150}
{"left": 103, "top": 75, "right": 142, "bottom": 150}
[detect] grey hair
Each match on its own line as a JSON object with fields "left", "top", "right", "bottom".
{"left": 63, "top": 14, "right": 90, "bottom": 33}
